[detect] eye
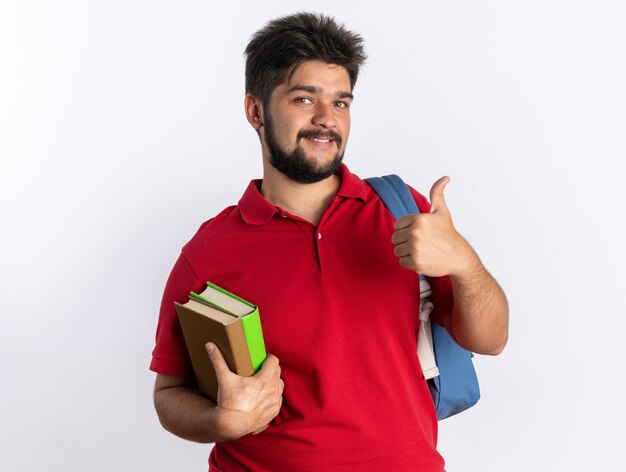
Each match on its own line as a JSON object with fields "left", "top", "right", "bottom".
{"left": 335, "top": 101, "right": 350, "bottom": 109}
{"left": 295, "top": 97, "right": 313, "bottom": 104}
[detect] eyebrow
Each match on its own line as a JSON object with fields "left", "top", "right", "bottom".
{"left": 287, "top": 84, "right": 354, "bottom": 100}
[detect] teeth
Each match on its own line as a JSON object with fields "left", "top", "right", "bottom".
{"left": 311, "top": 138, "right": 330, "bottom": 143}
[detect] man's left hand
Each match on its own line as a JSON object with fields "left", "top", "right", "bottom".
{"left": 390, "top": 176, "right": 479, "bottom": 278}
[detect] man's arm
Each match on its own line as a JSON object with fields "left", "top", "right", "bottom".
{"left": 153, "top": 343, "right": 284, "bottom": 443}
{"left": 446, "top": 253, "right": 508, "bottom": 355}
{"left": 391, "top": 176, "right": 509, "bottom": 355}
{"left": 154, "top": 373, "right": 223, "bottom": 443}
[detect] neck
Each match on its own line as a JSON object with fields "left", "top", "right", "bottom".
{"left": 260, "top": 160, "right": 341, "bottom": 226}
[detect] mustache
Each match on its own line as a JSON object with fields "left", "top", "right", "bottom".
{"left": 297, "top": 129, "right": 342, "bottom": 147}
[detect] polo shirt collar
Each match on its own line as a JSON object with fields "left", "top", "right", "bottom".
{"left": 238, "top": 163, "right": 369, "bottom": 226}
{"left": 335, "top": 163, "right": 369, "bottom": 201}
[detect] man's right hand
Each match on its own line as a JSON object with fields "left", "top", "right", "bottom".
{"left": 205, "top": 342, "right": 284, "bottom": 441}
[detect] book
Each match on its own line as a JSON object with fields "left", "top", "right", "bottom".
{"left": 175, "top": 281, "right": 267, "bottom": 403}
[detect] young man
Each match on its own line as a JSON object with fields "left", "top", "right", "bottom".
{"left": 151, "top": 12, "right": 508, "bottom": 472}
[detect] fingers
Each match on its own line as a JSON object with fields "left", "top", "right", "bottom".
{"left": 258, "top": 354, "right": 281, "bottom": 376}
{"left": 392, "top": 214, "right": 424, "bottom": 245}
{"left": 251, "top": 356, "right": 284, "bottom": 435}
{"left": 393, "top": 242, "right": 411, "bottom": 259}
{"left": 397, "top": 255, "right": 415, "bottom": 271}
{"left": 257, "top": 354, "right": 284, "bottom": 405}
{"left": 205, "top": 342, "right": 232, "bottom": 380}
{"left": 251, "top": 424, "right": 269, "bottom": 435}
{"left": 393, "top": 214, "right": 414, "bottom": 231}
{"left": 391, "top": 227, "right": 407, "bottom": 246}
{"left": 429, "top": 176, "right": 450, "bottom": 215}
{"left": 251, "top": 377, "right": 284, "bottom": 435}
{"left": 256, "top": 354, "right": 282, "bottom": 391}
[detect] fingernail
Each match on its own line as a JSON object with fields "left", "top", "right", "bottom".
{"left": 206, "top": 342, "right": 214, "bottom": 353}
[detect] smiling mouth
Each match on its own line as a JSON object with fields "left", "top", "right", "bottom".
{"left": 298, "top": 130, "right": 342, "bottom": 148}
{"left": 304, "top": 137, "right": 337, "bottom": 150}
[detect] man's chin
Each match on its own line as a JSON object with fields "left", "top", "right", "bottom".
{"left": 271, "top": 154, "right": 343, "bottom": 184}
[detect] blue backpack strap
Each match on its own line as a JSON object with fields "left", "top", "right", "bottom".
{"left": 365, "top": 175, "right": 419, "bottom": 218}
{"left": 365, "top": 175, "right": 425, "bottom": 283}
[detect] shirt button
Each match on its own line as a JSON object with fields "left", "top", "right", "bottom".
{"left": 317, "top": 232, "right": 322, "bottom": 240}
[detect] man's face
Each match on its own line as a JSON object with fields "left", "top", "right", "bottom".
{"left": 261, "top": 60, "right": 353, "bottom": 184}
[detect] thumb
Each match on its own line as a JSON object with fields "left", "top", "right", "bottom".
{"left": 429, "top": 176, "right": 451, "bottom": 214}
{"left": 205, "top": 342, "right": 232, "bottom": 381}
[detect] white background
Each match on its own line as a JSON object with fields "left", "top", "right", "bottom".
{"left": 1, "top": 1, "right": 624, "bottom": 471}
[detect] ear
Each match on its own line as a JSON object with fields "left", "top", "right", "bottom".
{"left": 244, "top": 94, "right": 264, "bottom": 131}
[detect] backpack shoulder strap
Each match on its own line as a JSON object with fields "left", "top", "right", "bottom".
{"left": 365, "top": 175, "right": 425, "bottom": 284}
{"left": 365, "top": 174, "right": 439, "bottom": 380}
{"left": 365, "top": 175, "right": 419, "bottom": 219}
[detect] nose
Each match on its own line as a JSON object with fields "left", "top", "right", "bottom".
{"left": 312, "top": 101, "right": 337, "bottom": 129}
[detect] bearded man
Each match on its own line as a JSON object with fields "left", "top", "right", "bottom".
{"left": 150, "top": 12, "right": 508, "bottom": 472}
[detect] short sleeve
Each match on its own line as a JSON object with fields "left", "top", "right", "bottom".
{"left": 149, "top": 253, "right": 205, "bottom": 377}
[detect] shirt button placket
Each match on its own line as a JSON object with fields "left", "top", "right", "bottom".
{"left": 315, "top": 230, "right": 324, "bottom": 272}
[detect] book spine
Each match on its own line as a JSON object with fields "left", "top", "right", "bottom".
{"left": 224, "top": 320, "right": 255, "bottom": 376}
{"left": 240, "top": 307, "right": 267, "bottom": 373}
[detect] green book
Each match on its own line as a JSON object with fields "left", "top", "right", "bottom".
{"left": 175, "top": 281, "right": 267, "bottom": 403}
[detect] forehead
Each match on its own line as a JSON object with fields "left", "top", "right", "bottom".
{"left": 278, "top": 60, "right": 352, "bottom": 94}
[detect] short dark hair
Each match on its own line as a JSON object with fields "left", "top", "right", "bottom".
{"left": 244, "top": 12, "right": 367, "bottom": 105}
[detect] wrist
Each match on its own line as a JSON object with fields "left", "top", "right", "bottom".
{"left": 450, "top": 243, "right": 482, "bottom": 280}
{"left": 212, "top": 405, "right": 252, "bottom": 442}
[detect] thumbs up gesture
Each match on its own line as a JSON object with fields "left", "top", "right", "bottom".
{"left": 391, "top": 176, "right": 478, "bottom": 277}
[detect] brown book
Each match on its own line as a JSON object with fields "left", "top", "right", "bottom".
{"left": 174, "top": 283, "right": 266, "bottom": 404}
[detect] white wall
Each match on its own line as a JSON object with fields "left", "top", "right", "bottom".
{"left": 1, "top": 1, "right": 624, "bottom": 470}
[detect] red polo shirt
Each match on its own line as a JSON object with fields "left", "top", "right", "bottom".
{"left": 150, "top": 164, "right": 453, "bottom": 471}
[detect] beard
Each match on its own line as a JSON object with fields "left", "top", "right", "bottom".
{"left": 263, "top": 110, "right": 345, "bottom": 184}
